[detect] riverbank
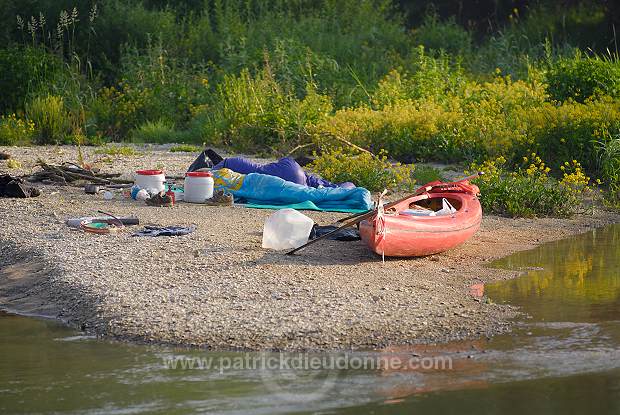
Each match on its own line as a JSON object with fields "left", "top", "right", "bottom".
{"left": 1, "top": 145, "right": 619, "bottom": 351}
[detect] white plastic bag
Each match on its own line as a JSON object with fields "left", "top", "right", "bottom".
{"left": 262, "top": 209, "right": 314, "bottom": 250}
{"left": 401, "top": 198, "right": 456, "bottom": 217}
{"left": 434, "top": 198, "right": 457, "bottom": 216}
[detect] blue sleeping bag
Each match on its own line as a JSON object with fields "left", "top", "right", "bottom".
{"left": 212, "top": 169, "right": 372, "bottom": 213}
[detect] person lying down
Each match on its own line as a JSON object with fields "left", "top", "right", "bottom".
{"left": 200, "top": 168, "right": 372, "bottom": 212}
{"left": 188, "top": 148, "right": 355, "bottom": 189}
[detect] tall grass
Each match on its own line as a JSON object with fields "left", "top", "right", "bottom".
{"left": 26, "top": 95, "right": 70, "bottom": 144}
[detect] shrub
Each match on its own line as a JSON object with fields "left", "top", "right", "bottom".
{"left": 372, "top": 50, "right": 465, "bottom": 107}
{"left": 130, "top": 120, "right": 179, "bottom": 143}
{"left": 193, "top": 68, "right": 332, "bottom": 152}
{"left": 522, "top": 98, "right": 620, "bottom": 175}
{"left": 308, "top": 149, "right": 416, "bottom": 192}
{"left": 0, "top": 114, "right": 35, "bottom": 145}
{"left": 88, "top": 43, "right": 204, "bottom": 140}
{"left": 546, "top": 54, "right": 620, "bottom": 103}
{"left": 0, "top": 46, "right": 63, "bottom": 113}
{"left": 91, "top": 0, "right": 178, "bottom": 78}
{"left": 596, "top": 133, "right": 620, "bottom": 204}
{"left": 170, "top": 144, "right": 201, "bottom": 152}
{"left": 189, "top": 0, "right": 411, "bottom": 108}
{"left": 7, "top": 159, "right": 22, "bottom": 169}
{"left": 469, "top": 155, "right": 590, "bottom": 218}
{"left": 316, "top": 101, "right": 463, "bottom": 163}
{"left": 319, "top": 75, "right": 546, "bottom": 163}
{"left": 412, "top": 165, "right": 444, "bottom": 184}
{"left": 26, "top": 95, "right": 70, "bottom": 144}
{"left": 413, "top": 13, "right": 472, "bottom": 57}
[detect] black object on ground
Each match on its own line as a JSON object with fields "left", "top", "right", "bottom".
{"left": 0, "top": 152, "right": 11, "bottom": 160}
{"left": 309, "top": 224, "right": 360, "bottom": 241}
{"left": 187, "top": 148, "right": 225, "bottom": 172}
{"left": 0, "top": 174, "right": 40, "bottom": 198}
{"left": 132, "top": 225, "right": 196, "bottom": 237}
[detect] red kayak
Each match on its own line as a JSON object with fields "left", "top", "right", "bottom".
{"left": 359, "top": 181, "right": 482, "bottom": 257}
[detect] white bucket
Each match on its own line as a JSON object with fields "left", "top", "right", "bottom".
{"left": 134, "top": 170, "right": 166, "bottom": 193}
{"left": 184, "top": 171, "right": 214, "bottom": 203}
{"left": 262, "top": 209, "right": 314, "bottom": 250}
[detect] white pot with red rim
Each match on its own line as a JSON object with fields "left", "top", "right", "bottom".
{"left": 134, "top": 169, "right": 166, "bottom": 193}
{"left": 184, "top": 171, "right": 214, "bottom": 203}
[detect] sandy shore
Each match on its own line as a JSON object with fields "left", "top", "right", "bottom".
{"left": 1, "top": 145, "right": 619, "bottom": 351}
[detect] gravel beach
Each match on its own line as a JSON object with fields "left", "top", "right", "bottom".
{"left": 1, "top": 145, "right": 619, "bottom": 351}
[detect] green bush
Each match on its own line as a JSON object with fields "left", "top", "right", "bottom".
{"left": 597, "top": 133, "right": 620, "bottom": 204}
{"left": 26, "top": 95, "right": 71, "bottom": 144}
{"left": 412, "top": 165, "right": 444, "bottom": 184}
{"left": 546, "top": 54, "right": 620, "bottom": 103}
{"left": 316, "top": 100, "right": 463, "bottom": 163}
{"left": 0, "top": 46, "right": 64, "bottom": 113}
{"left": 0, "top": 114, "right": 35, "bottom": 145}
{"left": 94, "top": 145, "right": 139, "bottom": 156}
{"left": 88, "top": 43, "right": 203, "bottom": 139}
{"left": 522, "top": 98, "right": 620, "bottom": 175}
{"left": 372, "top": 50, "right": 465, "bottom": 107}
{"left": 193, "top": 68, "right": 332, "bottom": 152}
{"left": 413, "top": 13, "right": 472, "bottom": 57}
{"left": 90, "top": 0, "right": 178, "bottom": 79}
{"left": 170, "top": 144, "right": 201, "bottom": 153}
{"left": 130, "top": 120, "right": 181, "bottom": 143}
{"left": 308, "top": 149, "right": 416, "bottom": 192}
{"left": 469, "top": 155, "right": 590, "bottom": 218}
{"left": 319, "top": 74, "right": 546, "bottom": 163}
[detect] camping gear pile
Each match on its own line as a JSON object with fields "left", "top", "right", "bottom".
{"left": 9, "top": 147, "right": 483, "bottom": 257}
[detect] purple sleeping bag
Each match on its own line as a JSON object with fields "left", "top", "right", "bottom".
{"left": 213, "top": 157, "right": 355, "bottom": 189}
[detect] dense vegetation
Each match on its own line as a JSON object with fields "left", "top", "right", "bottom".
{"left": 1, "top": 0, "right": 619, "bottom": 213}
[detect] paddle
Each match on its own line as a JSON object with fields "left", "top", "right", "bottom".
{"left": 285, "top": 171, "right": 484, "bottom": 256}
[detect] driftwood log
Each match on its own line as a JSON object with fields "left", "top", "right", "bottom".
{"left": 29, "top": 159, "right": 133, "bottom": 186}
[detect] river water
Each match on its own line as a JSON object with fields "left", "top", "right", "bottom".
{"left": 1, "top": 224, "right": 619, "bottom": 414}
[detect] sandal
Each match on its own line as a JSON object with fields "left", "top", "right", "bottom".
{"left": 204, "top": 190, "right": 233, "bottom": 206}
{"left": 145, "top": 191, "right": 174, "bottom": 207}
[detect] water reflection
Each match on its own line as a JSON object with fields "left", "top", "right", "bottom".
{"left": 487, "top": 224, "right": 620, "bottom": 322}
